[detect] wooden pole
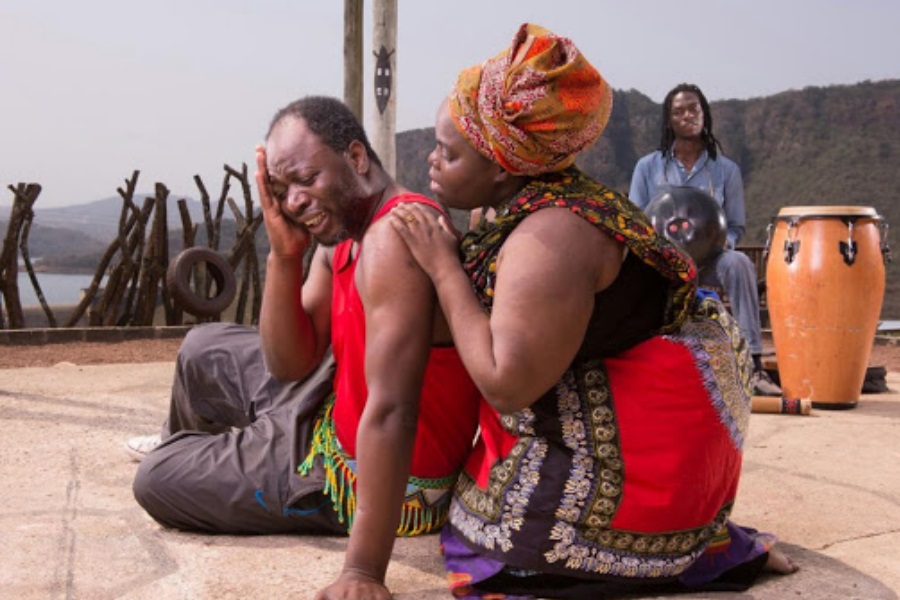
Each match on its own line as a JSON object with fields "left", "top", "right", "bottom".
{"left": 344, "top": 0, "right": 364, "bottom": 122}
{"left": 0, "top": 183, "right": 43, "bottom": 329}
{"left": 371, "top": 0, "right": 397, "bottom": 177}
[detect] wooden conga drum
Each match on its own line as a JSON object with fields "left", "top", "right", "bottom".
{"left": 766, "top": 206, "right": 888, "bottom": 409}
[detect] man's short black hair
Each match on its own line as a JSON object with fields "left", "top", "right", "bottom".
{"left": 267, "top": 96, "right": 382, "bottom": 167}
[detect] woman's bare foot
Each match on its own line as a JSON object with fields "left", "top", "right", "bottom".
{"left": 765, "top": 548, "right": 799, "bottom": 574}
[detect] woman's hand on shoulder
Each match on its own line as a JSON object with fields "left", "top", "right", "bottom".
{"left": 388, "top": 203, "right": 461, "bottom": 281}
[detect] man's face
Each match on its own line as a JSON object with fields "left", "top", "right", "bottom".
{"left": 427, "top": 100, "right": 500, "bottom": 211}
{"left": 265, "top": 116, "right": 369, "bottom": 246}
{"left": 669, "top": 91, "right": 704, "bottom": 140}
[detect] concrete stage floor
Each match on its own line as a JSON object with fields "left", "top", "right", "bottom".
{"left": 1, "top": 360, "right": 898, "bottom": 599}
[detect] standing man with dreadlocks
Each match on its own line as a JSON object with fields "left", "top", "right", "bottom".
{"left": 629, "top": 83, "right": 781, "bottom": 397}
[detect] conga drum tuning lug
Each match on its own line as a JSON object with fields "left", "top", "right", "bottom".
{"left": 783, "top": 240, "right": 800, "bottom": 264}
{"left": 880, "top": 222, "right": 892, "bottom": 264}
{"left": 840, "top": 240, "right": 858, "bottom": 265}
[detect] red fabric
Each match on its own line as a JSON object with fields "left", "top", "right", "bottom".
{"left": 605, "top": 336, "right": 742, "bottom": 532}
{"left": 462, "top": 335, "right": 742, "bottom": 533}
{"left": 465, "top": 400, "right": 518, "bottom": 489}
{"left": 330, "top": 194, "right": 481, "bottom": 479}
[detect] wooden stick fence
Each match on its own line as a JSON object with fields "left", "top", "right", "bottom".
{"left": 0, "top": 164, "right": 266, "bottom": 330}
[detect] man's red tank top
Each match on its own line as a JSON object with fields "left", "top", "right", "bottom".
{"left": 330, "top": 193, "right": 480, "bottom": 479}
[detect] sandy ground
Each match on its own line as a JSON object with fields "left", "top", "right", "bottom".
{"left": 2, "top": 338, "right": 900, "bottom": 599}
{"left": 0, "top": 338, "right": 183, "bottom": 368}
{"left": 4, "top": 335, "right": 900, "bottom": 372}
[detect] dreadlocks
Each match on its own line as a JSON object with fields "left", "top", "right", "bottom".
{"left": 658, "top": 83, "right": 722, "bottom": 160}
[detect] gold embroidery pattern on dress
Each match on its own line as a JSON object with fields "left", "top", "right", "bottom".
{"left": 500, "top": 404, "right": 538, "bottom": 437}
{"left": 543, "top": 360, "right": 733, "bottom": 577}
{"left": 452, "top": 323, "right": 742, "bottom": 577}
{"left": 452, "top": 439, "right": 548, "bottom": 552}
{"left": 554, "top": 365, "right": 620, "bottom": 533}
{"left": 546, "top": 504, "right": 732, "bottom": 577}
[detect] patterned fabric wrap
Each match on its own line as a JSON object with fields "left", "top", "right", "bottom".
{"left": 461, "top": 167, "right": 696, "bottom": 331}
{"left": 298, "top": 395, "right": 458, "bottom": 537}
{"left": 449, "top": 23, "right": 613, "bottom": 176}
{"left": 448, "top": 170, "right": 755, "bottom": 582}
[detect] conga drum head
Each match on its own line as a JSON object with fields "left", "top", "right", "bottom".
{"left": 776, "top": 205, "right": 880, "bottom": 219}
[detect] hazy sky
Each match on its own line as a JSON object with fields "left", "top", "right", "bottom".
{"left": 2, "top": 0, "right": 899, "bottom": 208}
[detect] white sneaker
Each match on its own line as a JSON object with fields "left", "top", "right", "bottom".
{"left": 751, "top": 370, "right": 782, "bottom": 397}
{"left": 124, "top": 434, "right": 162, "bottom": 462}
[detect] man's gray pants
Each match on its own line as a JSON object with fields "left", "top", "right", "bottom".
{"left": 132, "top": 323, "right": 343, "bottom": 535}
{"left": 699, "top": 248, "right": 763, "bottom": 355}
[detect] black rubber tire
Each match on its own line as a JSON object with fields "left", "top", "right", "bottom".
{"left": 166, "top": 247, "right": 237, "bottom": 317}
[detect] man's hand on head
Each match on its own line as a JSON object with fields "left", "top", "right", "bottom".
{"left": 255, "top": 144, "right": 313, "bottom": 260}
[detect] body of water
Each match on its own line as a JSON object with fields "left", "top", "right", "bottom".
{"left": 12, "top": 272, "right": 105, "bottom": 307}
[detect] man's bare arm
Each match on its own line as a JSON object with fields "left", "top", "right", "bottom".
{"left": 322, "top": 216, "right": 436, "bottom": 596}
{"left": 258, "top": 247, "right": 332, "bottom": 381}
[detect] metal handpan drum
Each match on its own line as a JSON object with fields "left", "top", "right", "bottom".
{"left": 765, "top": 206, "right": 889, "bottom": 409}
{"left": 644, "top": 186, "right": 727, "bottom": 267}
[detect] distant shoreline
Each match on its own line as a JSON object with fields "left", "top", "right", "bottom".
{"left": 24, "top": 264, "right": 96, "bottom": 275}
{"left": 18, "top": 304, "right": 84, "bottom": 328}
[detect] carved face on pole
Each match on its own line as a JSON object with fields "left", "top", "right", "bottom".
{"left": 373, "top": 46, "right": 395, "bottom": 115}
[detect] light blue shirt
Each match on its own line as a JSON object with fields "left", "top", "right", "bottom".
{"left": 628, "top": 149, "right": 746, "bottom": 249}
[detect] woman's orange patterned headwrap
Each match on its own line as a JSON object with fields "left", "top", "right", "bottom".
{"left": 449, "top": 23, "right": 613, "bottom": 176}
